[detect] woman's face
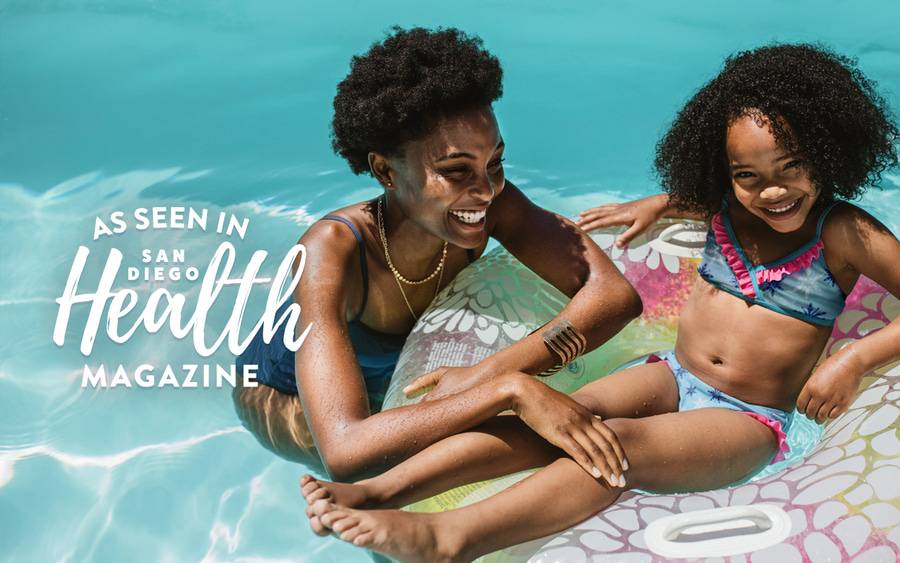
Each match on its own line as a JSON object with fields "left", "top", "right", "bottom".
{"left": 384, "top": 106, "right": 505, "bottom": 249}
{"left": 726, "top": 112, "right": 819, "bottom": 233}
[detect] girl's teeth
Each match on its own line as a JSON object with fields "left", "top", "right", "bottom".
{"left": 766, "top": 200, "right": 798, "bottom": 213}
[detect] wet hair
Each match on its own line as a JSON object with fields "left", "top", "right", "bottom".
{"left": 331, "top": 27, "right": 503, "bottom": 175}
{"left": 655, "top": 43, "right": 899, "bottom": 215}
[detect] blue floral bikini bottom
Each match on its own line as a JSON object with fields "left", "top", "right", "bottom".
{"left": 648, "top": 349, "right": 792, "bottom": 463}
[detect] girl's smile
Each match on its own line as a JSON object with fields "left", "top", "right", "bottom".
{"left": 757, "top": 194, "right": 806, "bottom": 221}
{"left": 726, "top": 113, "right": 820, "bottom": 233}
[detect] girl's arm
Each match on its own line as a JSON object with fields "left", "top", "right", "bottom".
{"left": 797, "top": 205, "right": 900, "bottom": 422}
{"left": 577, "top": 193, "right": 708, "bottom": 247}
{"left": 294, "top": 220, "right": 623, "bottom": 482}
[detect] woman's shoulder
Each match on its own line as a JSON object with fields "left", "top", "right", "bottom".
{"left": 301, "top": 201, "right": 375, "bottom": 245}
{"left": 298, "top": 201, "right": 377, "bottom": 270}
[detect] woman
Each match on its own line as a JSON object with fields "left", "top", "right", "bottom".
{"left": 234, "top": 27, "right": 641, "bottom": 481}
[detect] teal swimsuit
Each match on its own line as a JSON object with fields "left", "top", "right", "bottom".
{"left": 236, "top": 215, "right": 474, "bottom": 411}
{"left": 698, "top": 199, "right": 845, "bottom": 324}
{"left": 650, "top": 200, "right": 845, "bottom": 462}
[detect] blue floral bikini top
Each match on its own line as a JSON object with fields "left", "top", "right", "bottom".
{"left": 697, "top": 199, "right": 845, "bottom": 326}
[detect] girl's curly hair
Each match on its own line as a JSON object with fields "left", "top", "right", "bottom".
{"left": 331, "top": 27, "right": 503, "bottom": 175}
{"left": 655, "top": 44, "right": 899, "bottom": 215}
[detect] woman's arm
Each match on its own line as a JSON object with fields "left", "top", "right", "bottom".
{"left": 478, "top": 182, "right": 644, "bottom": 377}
{"left": 295, "top": 220, "right": 621, "bottom": 481}
{"left": 797, "top": 205, "right": 900, "bottom": 422}
{"left": 405, "top": 183, "right": 645, "bottom": 399}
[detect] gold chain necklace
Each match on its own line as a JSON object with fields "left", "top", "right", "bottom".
{"left": 377, "top": 197, "right": 448, "bottom": 284}
{"left": 377, "top": 197, "right": 446, "bottom": 320}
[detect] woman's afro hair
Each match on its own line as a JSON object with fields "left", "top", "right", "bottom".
{"left": 655, "top": 43, "right": 899, "bottom": 215}
{"left": 331, "top": 27, "right": 503, "bottom": 175}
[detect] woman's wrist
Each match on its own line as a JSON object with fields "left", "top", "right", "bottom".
{"left": 499, "top": 371, "right": 534, "bottom": 412}
{"left": 477, "top": 339, "right": 554, "bottom": 380}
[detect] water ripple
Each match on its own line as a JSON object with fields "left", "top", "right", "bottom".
{"left": 0, "top": 426, "right": 245, "bottom": 476}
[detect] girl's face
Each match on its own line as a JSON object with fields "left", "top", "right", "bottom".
{"left": 726, "top": 113, "right": 819, "bottom": 233}
{"left": 382, "top": 106, "right": 505, "bottom": 249}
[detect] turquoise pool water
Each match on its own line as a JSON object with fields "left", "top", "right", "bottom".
{"left": 2, "top": 1, "right": 899, "bottom": 561}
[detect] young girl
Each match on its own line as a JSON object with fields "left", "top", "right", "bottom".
{"left": 301, "top": 44, "right": 900, "bottom": 562}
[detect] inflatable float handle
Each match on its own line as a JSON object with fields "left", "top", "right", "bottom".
{"left": 648, "top": 222, "right": 707, "bottom": 258}
{"left": 643, "top": 504, "right": 792, "bottom": 558}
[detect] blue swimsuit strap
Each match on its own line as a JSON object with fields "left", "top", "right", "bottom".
{"left": 320, "top": 215, "right": 369, "bottom": 322}
{"left": 814, "top": 200, "right": 840, "bottom": 238}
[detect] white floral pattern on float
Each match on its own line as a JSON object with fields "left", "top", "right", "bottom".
{"left": 382, "top": 221, "right": 899, "bottom": 562}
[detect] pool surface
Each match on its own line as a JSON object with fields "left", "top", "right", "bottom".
{"left": 1, "top": 1, "right": 899, "bottom": 561}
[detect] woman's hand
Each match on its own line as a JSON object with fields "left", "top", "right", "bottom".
{"left": 508, "top": 373, "right": 628, "bottom": 487}
{"left": 404, "top": 365, "right": 489, "bottom": 401}
{"left": 576, "top": 194, "right": 668, "bottom": 247}
{"left": 797, "top": 348, "right": 867, "bottom": 423}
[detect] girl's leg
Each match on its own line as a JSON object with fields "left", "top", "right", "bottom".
{"left": 571, "top": 358, "right": 679, "bottom": 418}
{"left": 302, "top": 361, "right": 677, "bottom": 509}
{"left": 314, "top": 408, "right": 778, "bottom": 563}
{"left": 304, "top": 415, "right": 559, "bottom": 513}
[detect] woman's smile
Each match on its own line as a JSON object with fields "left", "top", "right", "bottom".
{"left": 448, "top": 206, "right": 489, "bottom": 231}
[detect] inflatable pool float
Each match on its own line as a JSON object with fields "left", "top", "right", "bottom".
{"left": 382, "top": 220, "right": 900, "bottom": 562}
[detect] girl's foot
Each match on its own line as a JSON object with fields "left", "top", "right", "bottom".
{"left": 311, "top": 499, "right": 464, "bottom": 563}
{"left": 300, "top": 474, "right": 385, "bottom": 535}
{"left": 300, "top": 475, "right": 379, "bottom": 510}
{"left": 300, "top": 475, "right": 330, "bottom": 536}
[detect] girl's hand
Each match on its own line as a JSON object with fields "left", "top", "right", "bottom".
{"left": 797, "top": 349, "right": 867, "bottom": 423}
{"left": 576, "top": 194, "right": 668, "bottom": 247}
{"left": 404, "top": 365, "right": 487, "bottom": 401}
{"left": 509, "top": 373, "right": 628, "bottom": 487}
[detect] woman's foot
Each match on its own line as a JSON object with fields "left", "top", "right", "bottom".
{"left": 311, "top": 499, "right": 465, "bottom": 563}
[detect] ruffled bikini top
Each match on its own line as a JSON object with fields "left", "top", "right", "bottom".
{"left": 697, "top": 199, "right": 845, "bottom": 326}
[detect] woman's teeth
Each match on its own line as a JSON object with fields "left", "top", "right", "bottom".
{"left": 450, "top": 209, "right": 486, "bottom": 224}
{"left": 763, "top": 199, "right": 800, "bottom": 214}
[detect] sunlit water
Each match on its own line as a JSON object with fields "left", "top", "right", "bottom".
{"left": 1, "top": 1, "right": 898, "bottom": 561}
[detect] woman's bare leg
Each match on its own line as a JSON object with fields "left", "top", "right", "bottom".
{"left": 313, "top": 408, "right": 778, "bottom": 563}
{"left": 301, "top": 361, "right": 677, "bottom": 509}
{"left": 233, "top": 381, "right": 320, "bottom": 466}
